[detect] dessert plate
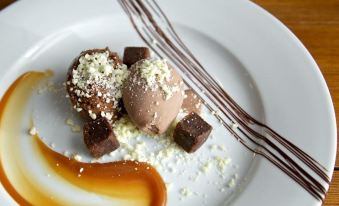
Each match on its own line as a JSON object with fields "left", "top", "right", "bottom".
{"left": 0, "top": 0, "right": 336, "bottom": 205}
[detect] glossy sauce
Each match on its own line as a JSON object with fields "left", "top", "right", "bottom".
{"left": 0, "top": 71, "right": 166, "bottom": 206}
{"left": 34, "top": 136, "right": 166, "bottom": 206}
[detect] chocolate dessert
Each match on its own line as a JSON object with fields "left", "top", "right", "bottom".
{"left": 66, "top": 46, "right": 210, "bottom": 158}
{"left": 182, "top": 89, "right": 202, "bottom": 114}
{"left": 83, "top": 117, "right": 120, "bottom": 158}
{"left": 66, "top": 48, "right": 129, "bottom": 122}
{"left": 122, "top": 59, "right": 184, "bottom": 135}
{"left": 173, "top": 112, "right": 212, "bottom": 153}
{"left": 123, "top": 47, "right": 151, "bottom": 67}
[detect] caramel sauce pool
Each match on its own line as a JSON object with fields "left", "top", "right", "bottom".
{"left": 0, "top": 71, "right": 166, "bottom": 206}
{"left": 34, "top": 136, "right": 166, "bottom": 206}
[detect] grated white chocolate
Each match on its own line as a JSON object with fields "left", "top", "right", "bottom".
{"left": 71, "top": 125, "right": 81, "bottom": 133}
{"left": 65, "top": 118, "right": 74, "bottom": 126}
{"left": 29, "top": 127, "right": 37, "bottom": 136}
{"left": 180, "top": 187, "right": 192, "bottom": 197}
{"left": 138, "top": 59, "right": 171, "bottom": 87}
{"left": 71, "top": 51, "right": 129, "bottom": 117}
{"left": 72, "top": 154, "right": 82, "bottom": 162}
{"left": 110, "top": 113, "right": 236, "bottom": 201}
{"left": 134, "top": 59, "right": 180, "bottom": 100}
{"left": 65, "top": 117, "right": 81, "bottom": 132}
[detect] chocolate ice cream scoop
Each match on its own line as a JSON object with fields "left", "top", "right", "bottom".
{"left": 122, "top": 59, "right": 184, "bottom": 135}
{"left": 182, "top": 89, "right": 202, "bottom": 114}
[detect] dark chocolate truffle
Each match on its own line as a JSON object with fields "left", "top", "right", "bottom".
{"left": 66, "top": 47, "right": 128, "bottom": 122}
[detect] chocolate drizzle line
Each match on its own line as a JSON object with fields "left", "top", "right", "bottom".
{"left": 118, "top": 0, "right": 330, "bottom": 200}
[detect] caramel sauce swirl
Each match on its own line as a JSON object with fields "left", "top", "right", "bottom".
{"left": 0, "top": 71, "right": 166, "bottom": 206}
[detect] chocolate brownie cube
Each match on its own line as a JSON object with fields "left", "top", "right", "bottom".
{"left": 83, "top": 117, "right": 119, "bottom": 158}
{"left": 123, "top": 47, "right": 151, "bottom": 67}
{"left": 173, "top": 112, "right": 212, "bottom": 153}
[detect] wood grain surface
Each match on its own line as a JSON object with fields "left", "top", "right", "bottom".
{"left": 0, "top": 0, "right": 338, "bottom": 205}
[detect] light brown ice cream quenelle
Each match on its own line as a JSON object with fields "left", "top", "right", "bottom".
{"left": 122, "top": 59, "right": 184, "bottom": 135}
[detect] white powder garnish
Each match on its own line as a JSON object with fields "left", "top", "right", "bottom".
{"left": 113, "top": 116, "right": 143, "bottom": 143}
{"left": 108, "top": 113, "right": 234, "bottom": 199}
{"left": 71, "top": 125, "right": 81, "bottom": 132}
{"left": 227, "top": 177, "right": 236, "bottom": 188}
{"left": 66, "top": 118, "right": 81, "bottom": 132}
{"left": 88, "top": 110, "right": 97, "bottom": 120}
{"left": 75, "top": 107, "right": 83, "bottom": 112}
{"left": 180, "top": 187, "right": 192, "bottom": 197}
{"left": 161, "top": 84, "right": 173, "bottom": 100}
{"left": 29, "top": 127, "right": 37, "bottom": 136}
{"left": 200, "top": 162, "right": 212, "bottom": 174}
{"left": 230, "top": 122, "right": 239, "bottom": 130}
{"left": 215, "top": 156, "right": 231, "bottom": 171}
{"left": 209, "top": 144, "right": 218, "bottom": 150}
{"left": 100, "top": 111, "right": 113, "bottom": 120}
{"left": 63, "top": 151, "right": 70, "bottom": 157}
{"left": 112, "top": 116, "right": 192, "bottom": 167}
{"left": 138, "top": 59, "right": 170, "bottom": 86}
{"left": 136, "top": 59, "right": 180, "bottom": 100}
{"left": 71, "top": 51, "right": 129, "bottom": 108}
{"left": 73, "top": 154, "right": 82, "bottom": 162}
{"left": 65, "top": 118, "right": 74, "bottom": 126}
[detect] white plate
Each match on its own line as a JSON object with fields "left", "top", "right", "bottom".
{"left": 0, "top": 0, "right": 336, "bottom": 205}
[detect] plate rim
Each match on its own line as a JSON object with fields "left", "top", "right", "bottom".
{"left": 0, "top": 0, "right": 336, "bottom": 205}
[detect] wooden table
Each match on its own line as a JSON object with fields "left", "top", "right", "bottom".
{"left": 1, "top": 0, "right": 338, "bottom": 205}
